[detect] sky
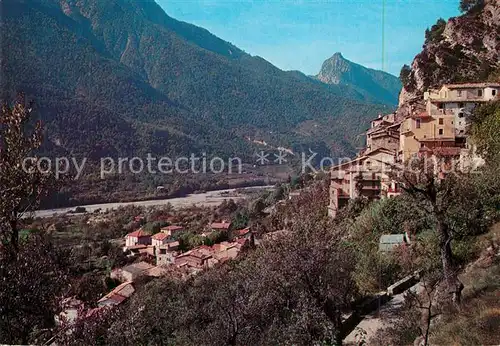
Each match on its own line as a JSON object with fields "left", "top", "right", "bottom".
{"left": 157, "top": 0, "right": 460, "bottom": 77}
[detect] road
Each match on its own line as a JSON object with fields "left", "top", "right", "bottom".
{"left": 34, "top": 186, "right": 273, "bottom": 218}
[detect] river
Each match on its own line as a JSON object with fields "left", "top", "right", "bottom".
{"left": 34, "top": 185, "right": 274, "bottom": 218}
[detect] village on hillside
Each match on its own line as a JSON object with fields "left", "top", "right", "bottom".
{"left": 54, "top": 82, "right": 500, "bottom": 326}
{"left": 328, "top": 82, "right": 499, "bottom": 218}
{"left": 53, "top": 185, "right": 310, "bottom": 324}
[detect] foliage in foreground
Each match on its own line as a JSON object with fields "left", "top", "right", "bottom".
{"left": 0, "top": 97, "right": 69, "bottom": 344}
{"left": 62, "top": 183, "right": 360, "bottom": 346}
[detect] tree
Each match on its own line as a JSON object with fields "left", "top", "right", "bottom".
{"left": 0, "top": 94, "right": 55, "bottom": 253}
{"left": 393, "top": 157, "right": 464, "bottom": 304}
{"left": 424, "top": 18, "right": 446, "bottom": 43}
{"left": 0, "top": 232, "right": 69, "bottom": 344}
{"left": 0, "top": 95, "right": 68, "bottom": 344}
{"left": 471, "top": 100, "right": 500, "bottom": 164}
{"left": 459, "top": 0, "right": 484, "bottom": 13}
{"left": 399, "top": 64, "right": 412, "bottom": 86}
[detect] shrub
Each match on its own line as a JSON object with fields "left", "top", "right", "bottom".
{"left": 459, "top": 0, "right": 485, "bottom": 13}
{"left": 399, "top": 64, "right": 412, "bottom": 86}
{"left": 425, "top": 18, "right": 446, "bottom": 43}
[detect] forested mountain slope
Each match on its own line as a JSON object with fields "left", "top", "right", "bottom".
{"left": 0, "top": 0, "right": 393, "bottom": 159}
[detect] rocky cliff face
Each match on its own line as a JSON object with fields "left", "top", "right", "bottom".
{"left": 399, "top": 0, "right": 500, "bottom": 112}
{"left": 316, "top": 52, "right": 402, "bottom": 105}
{"left": 317, "top": 52, "right": 351, "bottom": 85}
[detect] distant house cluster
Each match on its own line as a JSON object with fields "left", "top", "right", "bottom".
{"left": 328, "top": 82, "right": 498, "bottom": 218}
{"left": 93, "top": 220, "right": 252, "bottom": 309}
{"left": 175, "top": 238, "right": 248, "bottom": 274}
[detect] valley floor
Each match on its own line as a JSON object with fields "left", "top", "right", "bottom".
{"left": 35, "top": 186, "right": 274, "bottom": 218}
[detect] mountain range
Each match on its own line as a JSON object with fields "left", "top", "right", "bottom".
{"left": 0, "top": 0, "right": 398, "bottom": 161}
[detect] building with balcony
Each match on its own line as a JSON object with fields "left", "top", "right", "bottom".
{"left": 328, "top": 147, "right": 396, "bottom": 218}
{"left": 399, "top": 111, "right": 458, "bottom": 162}
{"left": 424, "top": 83, "right": 500, "bottom": 138}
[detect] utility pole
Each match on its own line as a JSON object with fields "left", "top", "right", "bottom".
{"left": 382, "top": 0, "right": 386, "bottom": 72}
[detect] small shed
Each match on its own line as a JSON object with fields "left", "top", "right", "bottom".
{"left": 379, "top": 233, "right": 410, "bottom": 252}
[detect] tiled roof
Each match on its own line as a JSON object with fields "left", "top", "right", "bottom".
{"left": 146, "top": 266, "right": 170, "bottom": 277}
{"left": 380, "top": 234, "right": 406, "bottom": 244}
{"left": 177, "top": 249, "right": 212, "bottom": 260}
{"left": 165, "top": 240, "right": 180, "bottom": 248}
{"left": 97, "top": 282, "right": 135, "bottom": 306}
{"left": 102, "top": 293, "right": 127, "bottom": 305}
{"left": 236, "top": 238, "right": 248, "bottom": 245}
{"left": 210, "top": 222, "right": 231, "bottom": 230}
{"left": 419, "top": 146, "right": 462, "bottom": 157}
{"left": 444, "top": 82, "right": 500, "bottom": 89}
{"left": 411, "top": 112, "right": 432, "bottom": 119}
{"left": 419, "top": 146, "right": 433, "bottom": 153}
{"left": 114, "top": 282, "right": 136, "bottom": 298}
{"left": 122, "top": 261, "right": 155, "bottom": 275}
{"left": 432, "top": 147, "right": 462, "bottom": 157}
{"left": 152, "top": 232, "right": 169, "bottom": 241}
{"left": 235, "top": 228, "right": 251, "bottom": 236}
{"left": 127, "top": 229, "right": 150, "bottom": 238}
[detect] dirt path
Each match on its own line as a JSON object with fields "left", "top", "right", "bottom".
{"left": 344, "top": 283, "right": 422, "bottom": 344}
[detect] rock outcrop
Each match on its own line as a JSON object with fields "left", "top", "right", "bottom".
{"left": 398, "top": 0, "right": 500, "bottom": 115}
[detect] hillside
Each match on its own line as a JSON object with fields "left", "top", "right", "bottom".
{"left": 0, "top": 0, "right": 393, "bottom": 161}
{"left": 399, "top": 0, "right": 500, "bottom": 109}
{"left": 316, "top": 52, "right": 402, "bottom": 105}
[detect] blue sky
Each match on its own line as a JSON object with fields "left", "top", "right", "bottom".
{"left": 157, "top": 0, "right": 460, "bottom": 77}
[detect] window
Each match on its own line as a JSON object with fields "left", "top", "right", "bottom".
{"left": 439, "top": 129, "right": 444, "bottom": 136}
{"left": 478, "top": 89, "right": 483, "bottom": 97}
{"left": 439, "top": 118, "right": 444, "bottom": 125}
{"left": 458, "top": 112, "right": 464, "bottom": 118}
{"left": 416, "top": 119, "right": 421, "bottom": 129}
{"left": 493, "top": 89, "right": 497, "bottom": 96}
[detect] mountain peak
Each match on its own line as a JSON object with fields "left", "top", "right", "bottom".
{"left": 329, "top": 52, "right": 345, "bottom": 60}
{"left": 316, "top": 53, "right": 402, "bottom": 105}
{"left": 317, "top": 52, "right": 350, "bottom": 84}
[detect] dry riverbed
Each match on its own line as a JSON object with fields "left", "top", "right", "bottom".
{"left": 34, "top": 186, "right": 274, "bottom": 218}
